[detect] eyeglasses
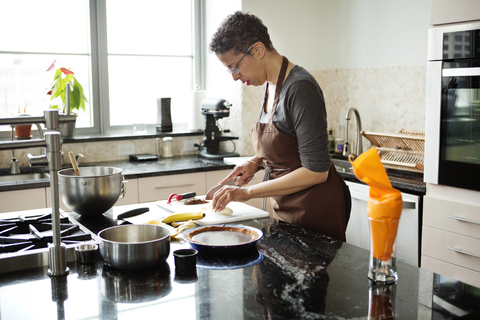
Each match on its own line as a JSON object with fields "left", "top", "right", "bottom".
{"left": 227, "top": 44, "right": 254, "bottom": 74}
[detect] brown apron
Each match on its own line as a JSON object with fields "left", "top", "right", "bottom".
{"left": 251, "top": 56, "right": 346, "bottom": 241}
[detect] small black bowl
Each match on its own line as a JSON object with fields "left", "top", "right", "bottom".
{"left": 173, "top": 249, "right": 198, "bottom": 275}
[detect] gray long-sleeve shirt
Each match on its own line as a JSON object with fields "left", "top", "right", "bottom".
{"left": 258, "top": 65, "right": 331, "bottom": 172}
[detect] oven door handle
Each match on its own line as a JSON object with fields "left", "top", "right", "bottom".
{"left": 350, "top": 190, "right": 416, "bottom": 209}
{"left": 443, "top": 67, "right": 480, "bottom": 77}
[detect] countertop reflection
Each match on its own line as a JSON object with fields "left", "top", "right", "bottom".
{"left": 0, "top": 219, "right": 478, "bottom": 319}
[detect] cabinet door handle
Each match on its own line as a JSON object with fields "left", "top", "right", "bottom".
{"left": 402, "top": 201, "right": 416, "bottom": 209}
{"left": 350, "top": 191, "right": 416, "bottom": 209}
{"left": 155, "top": 183, "right": 195, "bottom": 190}
{"left": 449, "top": 216, "right": 480, "bottom": 226}
{"left": 447, "top": 247, "right": 480, "bottom": 259}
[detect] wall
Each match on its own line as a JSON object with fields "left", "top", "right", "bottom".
{"left": 207, "top": 0, "right": 431, "bottom": 156}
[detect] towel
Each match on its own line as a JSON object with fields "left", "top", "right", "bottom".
{"left": 349, "top": 148, "right": 403, "bottom": 261}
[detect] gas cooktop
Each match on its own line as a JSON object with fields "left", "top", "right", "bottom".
{"left": 0, "top": 208, "right": 97, "bottom": 274}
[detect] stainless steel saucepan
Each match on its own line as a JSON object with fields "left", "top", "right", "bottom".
{"left": 98, "top": 224, "right": 171, "bottom": 270}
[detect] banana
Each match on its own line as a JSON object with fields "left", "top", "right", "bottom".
{"left": 170, "top": 220, "right": 196, "bottom": 238}
{"left": 146, "top": 219, "right": 163, "bottom": 225}
{"left": 162, "top": 211, "right": 205, "bottom": 224}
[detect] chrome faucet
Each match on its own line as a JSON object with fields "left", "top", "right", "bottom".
{"left": 9, "top": 126, "right": 21, "bottom": 174}
{"left": 9, "top": 120, "right": 45, "bottom": 174}
{"left": 343, "top": 107, "right": 363, "bottom": 158}
{"left": 0, "top": 110, "right": 76, "bottom": 277}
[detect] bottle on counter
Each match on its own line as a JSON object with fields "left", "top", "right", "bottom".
{"left": 335, "top": 138, "right": 345, "bottom": 155}
{"left": 163, "top": 137, "right": 173, "bottom": 158}
{"left": 156, "top": 138, "right": 163, "bottom": 158}
{"left": 328, "top": 128, "right": 335, "bottom": 154}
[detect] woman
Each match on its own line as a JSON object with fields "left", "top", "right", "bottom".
{"left": 209, "top": 11, "right": 350, "bottom": 241}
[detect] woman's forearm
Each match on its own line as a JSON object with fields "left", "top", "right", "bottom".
{"left": 246, "top": 167, "right": 328, "bottom": 199}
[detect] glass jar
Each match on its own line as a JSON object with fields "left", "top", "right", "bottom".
{"left": 163, "top": 137, "right": 173, "bottom": 158}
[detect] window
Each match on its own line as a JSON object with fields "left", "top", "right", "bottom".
{"left": 105, "top": 0, "right": 194, "bottom": 130}
{"left": 0, "top": 0, "right": 91, "bottom": 133}
{"left": 0, "top": 0, "right": 202, "bottom": 136}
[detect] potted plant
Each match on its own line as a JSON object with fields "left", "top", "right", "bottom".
{"left": 10, "top": 104, "right": 32, "bottom": 139}
{"left": 46, "top": 60, "right": 88, "bottom": 137}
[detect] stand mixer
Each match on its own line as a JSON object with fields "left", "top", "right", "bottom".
{"left": 198, "top": 98, "right": 239, "bottom": 160}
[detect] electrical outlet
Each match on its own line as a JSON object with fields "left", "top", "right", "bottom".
{"left": 184, "top": 139, "right": 199, "bottom": 152}
{"left": 118, "top": 143, "right": 135, "bottom": 156}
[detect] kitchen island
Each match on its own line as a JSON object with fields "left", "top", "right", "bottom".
{"left": 0, "top": 203, "right": 478, "bottom": 319}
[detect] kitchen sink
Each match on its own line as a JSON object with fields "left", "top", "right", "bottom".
{"left": 331, "top": 158, "right": 353, "bottom": 173}
{"left": 0, "top": 172, "right": 50, "bottom": 183}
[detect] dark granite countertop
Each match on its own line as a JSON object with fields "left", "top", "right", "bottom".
{"left": 0, "top": 213, "right": 477, "bottom": 319}
{"left": 0, "top": 155, "right": 425, "bottom": 195}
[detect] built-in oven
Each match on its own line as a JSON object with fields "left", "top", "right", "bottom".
{"left": 425, "top": 21, "right": 480, "bottom": 192}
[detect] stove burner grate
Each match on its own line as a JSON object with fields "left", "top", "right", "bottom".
{"left": 0, "top": 213, "right": 92, "bottom": 253}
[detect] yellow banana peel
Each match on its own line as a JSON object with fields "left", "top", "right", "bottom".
{"left": 170, "top": 220, "right": 196, "bottom": 238}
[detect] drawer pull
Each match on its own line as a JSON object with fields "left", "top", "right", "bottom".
{"left": 155, "top": 183, "right": 194, "bottom": 189}
{"left": 447, "top": 247, "right": 480, "bottom": 259}
{"left": 350, "top": 191, "right": 416, "bottom": 209}
{"left": 155, "top": 184, "right": 195, "bottom": 190}
{"left": 449, "top": 216, "right": 480, "bottom": 226}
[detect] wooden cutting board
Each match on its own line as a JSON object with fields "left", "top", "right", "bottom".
{"left": 156, "top": 198, "right": 269, "bottom": 225}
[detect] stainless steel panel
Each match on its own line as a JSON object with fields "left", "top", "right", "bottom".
{"left": 424, "top": 61, "right": 442, "bottom": 185}
{"left": 427, "top": 20, "right": 480, "bottom": 61}
{"left": 443, "top": 67, "right": 480, "bottom": 77}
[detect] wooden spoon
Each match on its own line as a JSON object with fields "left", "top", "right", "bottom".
{"left": 68, "top": 151, "right": 81, "bottom": 176}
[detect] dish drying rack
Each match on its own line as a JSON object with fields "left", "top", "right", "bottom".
{"left": 361, "top": 129, "right": 425, "bottom": 173}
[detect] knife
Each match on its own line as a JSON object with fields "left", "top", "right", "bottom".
{"left": 166, "top": 191, "right": 197, "bottom": 204}
{"left": 205, "top": 178, "right": 238, "bottom": 200}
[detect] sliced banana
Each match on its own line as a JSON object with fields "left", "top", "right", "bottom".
{"left": 208, "top": 202, "right": 234, "bottom": 215}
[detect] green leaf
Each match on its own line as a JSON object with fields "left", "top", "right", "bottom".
{"left": 73, "top": 77, "right": 88, "bottom": 102}
{"left": 65, "top": 74, "right": 73, "bottom": 83}
{"left": 71, "top": 86, "right": 80, "bottom": 111}
{"left": 51, "top": 79, "right": 63, "bottom": 99}
{"left": 54, "top": 68, "right": 62, "bottom": 81}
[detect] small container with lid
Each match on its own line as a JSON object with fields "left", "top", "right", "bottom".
{"left": 335, "top": 138, "right": 344, "bottom": 154}
{"left": 163, "top": 137, "right": 173, "bottom": 158}
{"left": 328, "top": 128, "right": 335, "bottom": 154}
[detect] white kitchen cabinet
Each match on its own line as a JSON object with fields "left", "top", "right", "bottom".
{"left": 421, "top": 196, "right": 480, "bottom": 288}
{"left": 0, "top": 188, "right": 47, "bottom": 213}
{"left": 113, "top": 178, "right": 138, "bottom": 206}
{"left": 431, "top": 0, "right": 480, "bottom": 25}
{"left": 138, "top": 172, "right": 205, "bottom": 203}
{"left": 206, "top": 169, "right": 273, "bottom": 214}
{"left": 345, "top": 181, "right": 421, "bottom": 266}
{"left": 1, "top": 169, "right": 273, "bottom": 215}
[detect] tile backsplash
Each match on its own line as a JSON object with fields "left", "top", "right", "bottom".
{"left": 0, "top": 136, "right": 203, "bottom": 168}
{"left": 223, "top": 65, "right": 427, "bottom": 157}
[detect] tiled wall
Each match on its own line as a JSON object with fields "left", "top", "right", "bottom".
{"left": 223, "top": 65, "right": 427, "bottom": 157}
{"left": 0, "top": 135, "right": 203, "bottom": 168}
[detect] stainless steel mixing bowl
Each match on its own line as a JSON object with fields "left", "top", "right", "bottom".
{"left": 98, "top": 224, "right": 171, "bottom": 270}
{"left": 58, "top": 166, "right": 126, "bottom": 216}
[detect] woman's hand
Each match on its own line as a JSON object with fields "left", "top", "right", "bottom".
{"left": 210, "top": 185, "right": 250, "bottom": 212}
{"left": 211, "top": 166, "right": 328, "bottom": 212}
{"left": 211, "top": 157, "right": 261, "bottom": 211}
{"left": 218, "top": 157, "right": 260, "bottom": 186}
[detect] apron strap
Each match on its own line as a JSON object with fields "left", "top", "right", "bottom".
{"left": 272, "top": 56, "right": 289, "bottom": 113}
{"left": 262, "top": 56, "right": 290, "bottom": 122}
